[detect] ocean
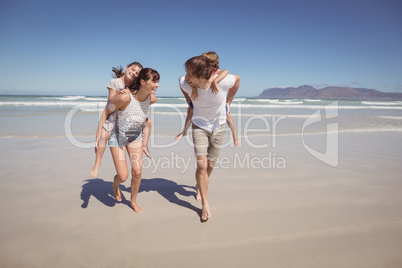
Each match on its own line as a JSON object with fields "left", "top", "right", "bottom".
{"left": 1, "top": 95, "right": 402, "bottom": 149}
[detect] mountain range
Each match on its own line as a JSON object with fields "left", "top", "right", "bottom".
{"left": 258, "top": 85, "right": 402, "bottom": 101}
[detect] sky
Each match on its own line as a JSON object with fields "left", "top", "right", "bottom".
{"left": 0, "top": 0, "right": 401, "bottom": 97}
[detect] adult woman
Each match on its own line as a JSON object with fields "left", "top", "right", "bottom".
{"left": 95, "top": 68, "right": 159, "bottom": 213}
{"left": 91, "top": 62, "right": 143, "bottom": 178}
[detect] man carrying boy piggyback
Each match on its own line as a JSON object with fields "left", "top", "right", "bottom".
{"left": 179, "top": 55, "right": 240, "bottom": 222}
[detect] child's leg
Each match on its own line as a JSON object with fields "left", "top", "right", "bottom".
{"left": 176, "top": 106, "right": 193, "bottom": 141}
{"left": 90, "top": 127, "right": 111, "bottom": 178}
{"left": 226, "top": 113, "right": 239, "bottom": 146}
{"left": 142, "top": 118, "right": 152, "bottom": 159}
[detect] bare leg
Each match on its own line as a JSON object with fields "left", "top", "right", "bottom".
{"left": 207, "top": 160, "right": 215, "bottom": 176}
{"left": 127, "top": 140, "right": 144, "bottom": 213}
{"left": 110, "top": 146, "right": 129, "bottom": 202}
{"left": 196, "top": 155, "right": 211, "bottom": 221}
{"left": 90, "top": 128, "right": 111, "bottom": 178}
{"left": 226, "top": 114, "right": 239, "bottom": 146}
{"left": 176, "top": 106, "right": 193, "bottom": 141}
{"left": 142, "top": 118, "right": 152, "bottom": 159}
{"left": 196, "top": 160, "right": 215, "bottom": 202}
{"left": 196, "top": 184, "right": 201, "bottom": 202}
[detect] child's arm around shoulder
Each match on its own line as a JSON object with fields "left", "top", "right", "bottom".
{"left": 190, "top": 85, "right": 199, "bottom": 101}
{"left": 215, "top": 69, "right": 229, "bottom": 82}
{"left": 211, "top": 69, "right": 229, "bottom": 94}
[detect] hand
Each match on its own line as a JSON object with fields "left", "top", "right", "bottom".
{"left": 191, "top": 91, "right": 199, "bottom": 101}
{"left": 120, "top": 88, "right": 130, "bottom": 95}
{"left": 211, "top": 82, "right": 219, "bottom": 94}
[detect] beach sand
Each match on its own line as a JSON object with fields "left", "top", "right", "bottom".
{"left": 1, "top": 132, "right": 402, "bottom": 267}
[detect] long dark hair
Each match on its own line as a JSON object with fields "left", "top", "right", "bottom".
{"left": 111, "top": 61, "right": 143, "bottom": 78}
{"left": 129, "top": 68, "right": 160, "bottom": 93}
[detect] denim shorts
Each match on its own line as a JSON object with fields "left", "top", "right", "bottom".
{"left": 108, "top": 127, "right": 142, "bottom": 147}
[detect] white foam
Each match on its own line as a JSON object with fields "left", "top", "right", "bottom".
{"left": 42, "top": 96, "right": 105, "bottom": 101}
{"left": 250, "top": 99, "right": 279, "bottom": 103}
{"left": 249, "top": 99, "right": 303, "bottom": 104}
{"left": 361, "top": 101, "right": 402, "bottom": 106}
{"left": 59, "top": 96, "right": 87, "bottom": 100}
{"left": 84, "top": 97, "right": 107, "bottom": 101}
{"left": 0, "top": 101, "right": 107, "bottom": 107}
{"left": 230, "top": 103, "right": 402, "bottom": 110}
{"left": 304, "top": 99, "right": 322, "bottom": 102}
{"left": 283, "top": 101, "right": 303, "bottom": 104}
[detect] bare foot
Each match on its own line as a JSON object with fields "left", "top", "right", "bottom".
{"left": 143, "top": 146, "right": 151, "bottom": 159}
{"left": 113, "top": 182, "right": 122, "bottom": 202}
{"left": 90, "top": 165, "right": 99, "bottom": 178}
{"left": 175, "top": 132, "right": 184, "bottom": 141}
{"left": 131, "top": 202, "right": 143, "bottom": 213}
{"left": 201, "top": 202, "right": 211, "bottom": 222}
{"left": 196, "top": 184, "right": 201, "bottom": 202}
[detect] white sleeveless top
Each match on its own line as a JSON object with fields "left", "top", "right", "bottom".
{"left": 116, "top": 93, "right": 150, "bottom": 137}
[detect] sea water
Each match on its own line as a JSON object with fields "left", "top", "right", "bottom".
{"left": 1, "top": 95, "right": 402, "bottom": 147}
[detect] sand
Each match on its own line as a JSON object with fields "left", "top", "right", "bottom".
{"left": 1, "top": 132, "right": 402, "bottom": 267}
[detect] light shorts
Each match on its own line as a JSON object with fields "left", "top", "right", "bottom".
{"left": 192, "top": 123, "right": 226, "bottom": 162}
{"left": 103, "top": 111, "right": 117, "bottom": 132}
{"left": 108, "top": 127, "right": 142, "bottom": 147}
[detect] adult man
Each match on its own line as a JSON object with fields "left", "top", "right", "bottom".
{"left": 179, "top": 55, "right": 240, "bottom": 221}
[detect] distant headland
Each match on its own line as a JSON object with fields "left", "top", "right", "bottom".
{"left": 258, "top": 85, "right": 402, "bottom": 101}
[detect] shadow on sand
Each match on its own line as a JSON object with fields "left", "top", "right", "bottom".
{"left": 80, "top": 178, "right": 125, "bottom": 208}
{"left": 80, "top": 178, "right": 201, "bottom": 216}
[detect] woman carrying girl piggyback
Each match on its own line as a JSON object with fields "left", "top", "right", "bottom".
{"left": 90, "top": 62, "right": 153, "bottom": 178}
{"left": 95, "top": 68, "right": 159, "bottom": 213}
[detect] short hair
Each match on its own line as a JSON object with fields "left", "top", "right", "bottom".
{"left": 184, "top": 55, "right": 213, "bottom": 79}
{"left": 201, "top": 51, "right": 219, "bottom": 71}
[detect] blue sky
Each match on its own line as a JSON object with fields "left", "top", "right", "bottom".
{"left": 0, "top": 0, "right": 401, "bottom": 97}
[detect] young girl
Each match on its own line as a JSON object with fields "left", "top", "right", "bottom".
{"left": 95, "top": 68, "right": 159, "bottom": 213}
{"left": 90, "top": 62, "right": 152, "bottom": 178}
{"left": 176, "top": 52, "right": 239, "bottom": 146}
